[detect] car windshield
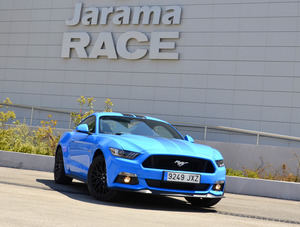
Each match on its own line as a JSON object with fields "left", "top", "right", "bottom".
{"left": 99, "top": 116, "right": 183, "bottom": 140}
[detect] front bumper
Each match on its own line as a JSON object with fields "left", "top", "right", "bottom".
{"left": 135, "top": 189, "right": 225, "bottom": 198}
{"left": 106, "top": 155, "right": 226, "bottom": 198}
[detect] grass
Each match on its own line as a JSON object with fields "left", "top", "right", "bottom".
{"left": 226, "top": 165, "right": 300, "bottom": 182}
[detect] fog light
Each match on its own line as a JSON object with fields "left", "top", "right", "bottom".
{"left": 212, "top": 181, "right": 224, "bottom": 191}
{"left": 114, "top": 172, "right": 139, "bottom": 185}
{"left": 215, "top": 184, "right": 221, "bottom": 191}
{"left": 124, "top": 176, "right": 131, "bottom": 184}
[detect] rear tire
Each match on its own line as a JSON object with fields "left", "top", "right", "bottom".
{"left": 185, "top": 197, "right": 221, "bottom": 207}
{"left": 87, "top": 155, "right": 119, "bottom": 202}
{"left": 54, "top": 147, "right": 73, "bottom": 184}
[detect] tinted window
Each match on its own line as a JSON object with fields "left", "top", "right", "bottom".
{"left": 80, "top": 115, "right": 96, "bottom": 133}
{"left": 99, "top": 116, "right": 182, "bottom": 140}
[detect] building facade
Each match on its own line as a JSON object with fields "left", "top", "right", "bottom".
{"left": 0, "top": 0, "right": 300, "bottom": 143}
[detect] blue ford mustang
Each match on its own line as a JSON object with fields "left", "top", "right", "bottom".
{"left": 54, "top": 112, "right": 226, "bottom": 207}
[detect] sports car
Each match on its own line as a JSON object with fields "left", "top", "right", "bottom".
{"left": 54, "top": 112, "right": 226, "bottom": 207}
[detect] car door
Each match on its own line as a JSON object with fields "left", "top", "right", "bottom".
{"left": 69, "top": 116, "right": 97, "bottom": 179}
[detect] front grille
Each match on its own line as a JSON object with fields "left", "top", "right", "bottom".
{"left": 142, "top": 155, "right": 215, "bottom": 173}
{"left": 146, "top": 179, "right": 210, "bottom": 191}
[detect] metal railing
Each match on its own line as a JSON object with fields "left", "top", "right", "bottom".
{"left": 0, "top": 102, "right": 73, "bottom": 128}
{"left": 2, "top": 102, "right": 300, "bottom": 145}
{"left": 172, "top": 123, "right": 300, "bottom": 145}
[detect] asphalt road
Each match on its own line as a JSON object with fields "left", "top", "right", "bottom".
{"left": 0, "top": 167, "right": 299, "bottom": 227}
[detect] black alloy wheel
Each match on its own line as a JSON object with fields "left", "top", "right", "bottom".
{"left": 185, "top": 197, "right": 221, "bottom": 207}
{"left": 87, "top": 155, "right": 119, "bottom": 201}
{"left": 54, "top": 147, "right": 73, "bottom": 184}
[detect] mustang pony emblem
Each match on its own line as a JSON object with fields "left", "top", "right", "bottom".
{"left": 174, "top": 160, "right": 189, "bottom": 167}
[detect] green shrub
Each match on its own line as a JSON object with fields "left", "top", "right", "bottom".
{"left": 70, "top": 96, "right": 96, "bottom": 127}
{"left": 226, "top": 168, "right": 244, "bottom": 177}
{"left": 0, "top": 98, "right": 16, "bottom": 127}
{"left": 0, "top": 96, "right": 114, "bottom": 156}
{"left": 104, "top": 98, "right": 113, "bottom": 112}
{"left": 70, "top": 97, "right": 114, "bottom": 127}
{"left": 226, "top": 165, "right": 299, "bottom": 182}
{"left": 0, "top": 99, "right": 59, "bottom": 156}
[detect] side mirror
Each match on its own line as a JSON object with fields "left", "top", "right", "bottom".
{"left": 184, "top": 135, "right": 194, "bottom": 143}
{"left": 76, "top": 124, "right": 90, "bottom": 134}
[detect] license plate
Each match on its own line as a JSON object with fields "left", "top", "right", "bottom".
{"left": 164, "top": 172, "right": 201, "bottom": 184}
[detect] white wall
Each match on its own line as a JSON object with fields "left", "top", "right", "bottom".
{"left": 200, "top": 140, "right": 300, "bottom": 175}
{"left": 1, "top": 0, "right": 300, "bottom": 140}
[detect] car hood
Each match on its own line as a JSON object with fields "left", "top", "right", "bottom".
{"left": 107, "top": 134, "right": 222, "bottom": 160}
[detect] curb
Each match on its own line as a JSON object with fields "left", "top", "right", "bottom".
{"left": 0, "top": 150, "right": 54, "bottom": 172}
{"left": 1, "top": 150, "right": 299, "bottom": 201}
{"left": 225, "top": 176, "right": 300, "bottom": 201}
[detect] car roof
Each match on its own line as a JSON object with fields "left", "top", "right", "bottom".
{"left": 94, "top": 112, "right": 169, "bottom": 124}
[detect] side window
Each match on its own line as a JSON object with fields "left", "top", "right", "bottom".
{"left": 80, "top": 116, "right": 96, "bottom": 133}
{"left": 87, "top": 116, "right": 96, "bottom": 133}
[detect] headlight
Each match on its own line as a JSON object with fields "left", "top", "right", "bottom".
{"left": 215, "top": 159, "right": 225, "bottom": 167}
{"left": 109, "top": 148, "right": 140, "bottom": 160}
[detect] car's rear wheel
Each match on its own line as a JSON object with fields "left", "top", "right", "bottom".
{"left": 87, "top": 155, "right": 119, "bottom": 202}
{"left": 54, "top": 147, "right": 73, "bottom": 184}
{"left": 185, "top": 197, "right": 221, "bottom": 207}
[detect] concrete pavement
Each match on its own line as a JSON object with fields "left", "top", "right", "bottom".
{"left": 0, "top": 167, "right": 299, "bottom": 227}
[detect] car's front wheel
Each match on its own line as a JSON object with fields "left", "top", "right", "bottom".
{"left": 87, "top": 155, "right": 119, "bottom": 202}
{"left": 54, "top": 147, "right": 73, "bottom": 184}
{"left": 185, "top": 197, "right": 221, "bottom": 207}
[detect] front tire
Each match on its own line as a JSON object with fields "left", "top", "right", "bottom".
{"left": 87, "top": 155, "right": 119, "bottom": 202}
{"left": 185, "top": 197, "right": 221, "bottom": 207}
{"left": 54, "top": 147, "right": 73, "bottom": 184}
